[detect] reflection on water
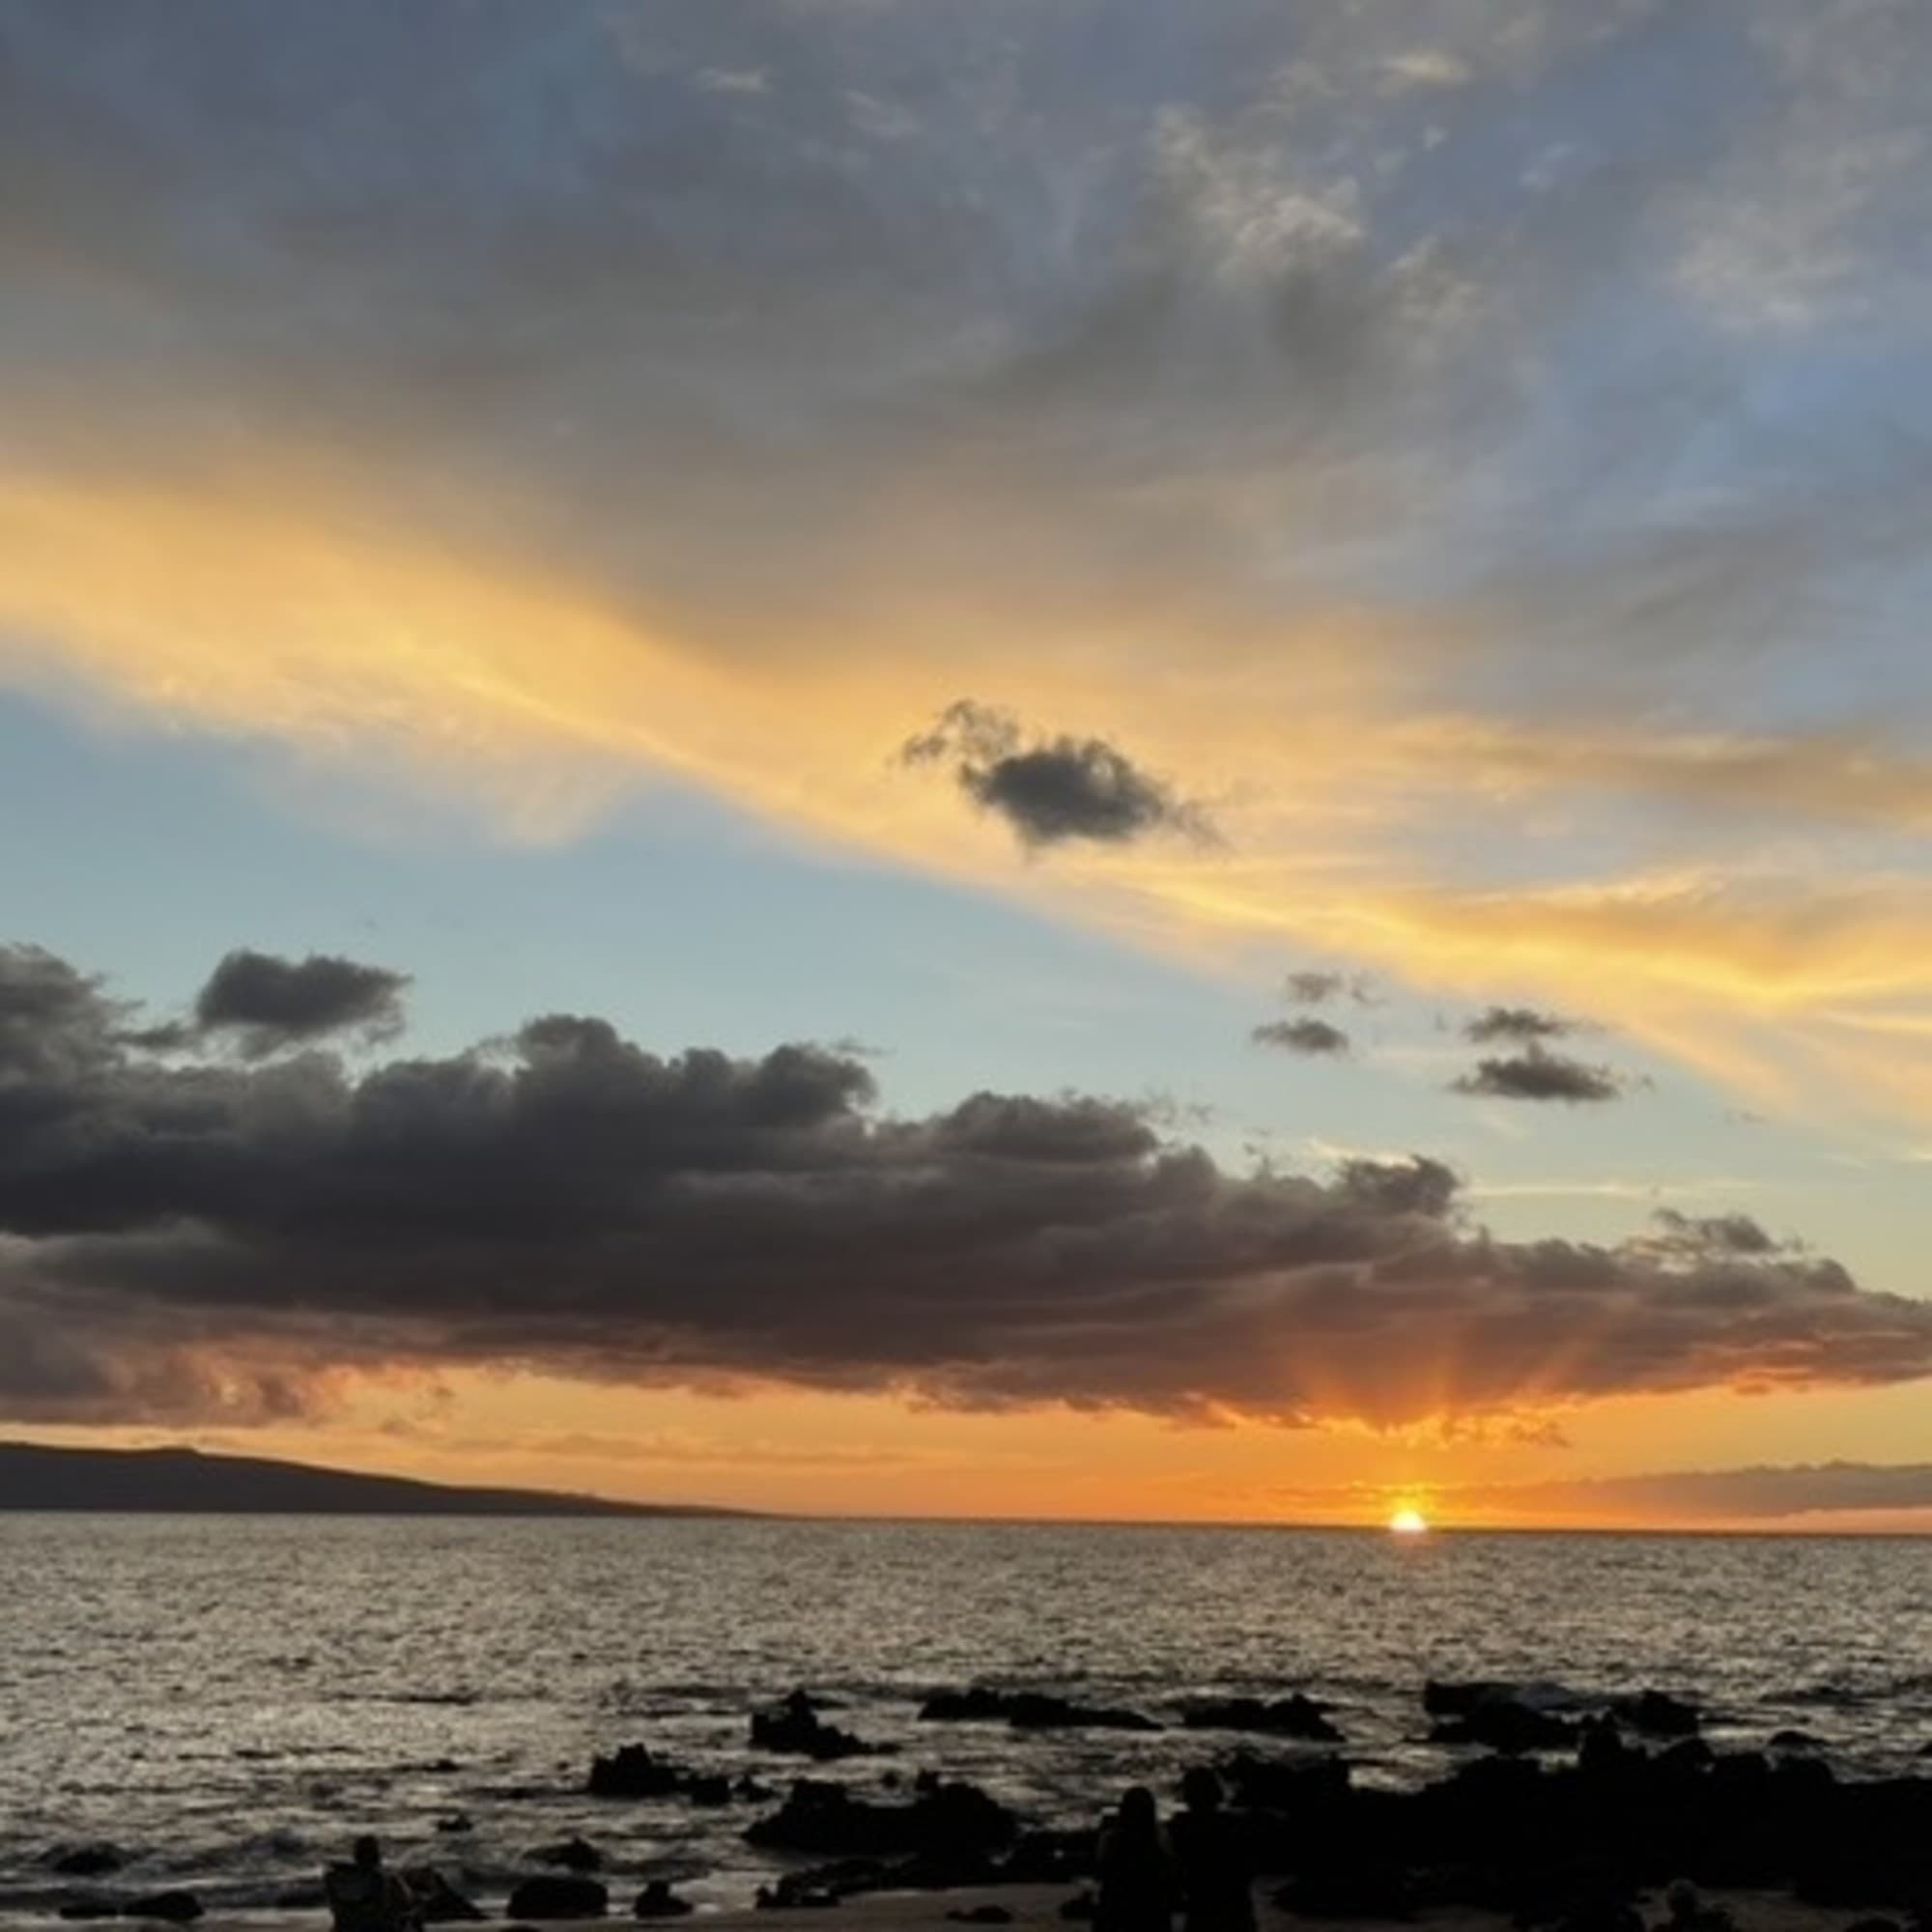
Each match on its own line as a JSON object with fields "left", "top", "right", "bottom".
{"left": 2, "top": 1517, "right": 1927, "bottom": 1914}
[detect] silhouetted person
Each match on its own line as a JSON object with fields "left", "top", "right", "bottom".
{"left": 1170, "top": 1768, "right": 1254, "bottom": 1932}
{"left": 1095, "top": 1786, "right": 1175, "bottom": 1932}
{"left": 325, "top": 1835, "right": 417, "bottom": 1932}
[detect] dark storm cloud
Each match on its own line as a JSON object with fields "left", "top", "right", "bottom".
{"left": 4, "top": 943, "right": 1930, "bottom": 1429}
{"left": 193, "top": 950, "right": 411, "bottom": 1056}
{"left": 1454, "top": 1043, "right": 1624, "bottom": 1104}
{"left": 1465, "top": 1006, "right": 1577, "bottom": 1044}
{"left": 1252, "top": 1018, "right": 1350, "bottom": 1057}
{"left": 902, "top": 702, "right": 1212, "bottom": 850}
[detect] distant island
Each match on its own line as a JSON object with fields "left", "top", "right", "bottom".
{"left": 0, "top": 1440, "right": 759, "bottom": 1517}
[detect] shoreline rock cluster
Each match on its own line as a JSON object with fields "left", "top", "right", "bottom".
{"left": 29, "top": 1679, "right": 1932, "bottom": 1927}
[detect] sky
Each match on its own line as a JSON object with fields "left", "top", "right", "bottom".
{"left": 4, "top": 0, "right": 1932, "bottom": 1529}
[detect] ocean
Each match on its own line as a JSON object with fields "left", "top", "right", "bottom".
{"left": 3, "top": 1517, "right": 1929, "bottom": 1918}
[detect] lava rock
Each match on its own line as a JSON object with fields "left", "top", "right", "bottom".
{"left": 588, "top": 1745, "right": 685, "bottom": 1799}
{"left": 750, "top": 1690, "right": 888, "bottom": 1761}
{"left": 47, "top": 1847, "right": 127, "bottom": 1880}
{"left": 532, "top": 1838, "right": 605, "bottom": 1873}
{"left": 507, "top": 1876, "right": 609, "bottom": 1919}
{"left": 402, "top": 1868, "right": 487, "bottom": 1922}
{"left": 745, "top": 1777, "right": 1019, "bottom": 1859}
{"left": 633, "top": 1882, "right": 694, "bottom": 1919}
{"left": 124, "top": 1891, "right": 203, "bottom": 1922}
{"left": 918, "top": 1687, "right": 1160, "bottom": 1732}
{"left": 1614, "top": 1691, "right": 1701, "bottom": 1739}
{"left": 1181, "top": 1695, "right": 1342, "bottom": 1743}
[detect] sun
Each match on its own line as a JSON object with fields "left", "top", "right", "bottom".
{"left": 1388, "top": 1507, "right": 1430, "bottom": 1536}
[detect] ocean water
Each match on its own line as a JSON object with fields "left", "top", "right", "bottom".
{"left": 2, "top": 1517, "right": 1929, "bottom": 1918}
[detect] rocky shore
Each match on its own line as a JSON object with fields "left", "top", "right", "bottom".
{"left": 14, "top": 1678, "right": 1932, "bottom": 1932}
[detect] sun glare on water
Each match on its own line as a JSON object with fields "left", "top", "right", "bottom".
{"left": 1389, "top": 1507, "right": 1430, "bottom": 1536}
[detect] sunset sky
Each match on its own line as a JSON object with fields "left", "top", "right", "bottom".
{"left": 5, "top": 0, "right": 1932, "bottom": 1529}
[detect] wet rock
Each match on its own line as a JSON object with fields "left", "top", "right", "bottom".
{"left": 1770, "top": 1730, "right": 1826, "bottom": 1752}
{"left": 1181, "top": 1695, "right": 1342, "bottom": 1742}
{"left": 124, "top": 1891, "right": 203, "bottom": 1922}
{"left": 633, "top": 1882, "right": 695, "bottom": 1919}
{"left": 1059, "top": 1892, "right": 1096, "bottom": 1922}
{"left": 402, "top": 1867, "right": 487, "bottom": 1922}
{"left": 1613, "top": 1691, "right": 1701, "bottom": 1739}
{"left": 1220, "top": 1749, "right": 1351, "bottom": 1815}
{"left": 1000, "top": 1829, "right": 1098, "bottom": 1885}
{"left": 57, "top": 1898, "right": 120, "bottom": 1920}
{"left": 434, "top": 1813, "right": 474, "bottom": 1834}
{"left": 745, "top": 1777, "right": 1019, "bottom": 1859}
{"left": 1430, "top": 1696, "right": 1577, "bottom": 1753}
{"left": 507, "top": 1875, "right": 610, "bottom": 1919}
{"left": 532, "top": 1838, "right": 605, "bottom": 1873}
{"left": 47, "top": 1847, "right": 126, "bottom": 1880}
{"left": 1424, "top": 1679, "right": 1578, "bottom": 1718}
{"left": 684, "top": 1775, "right": 731, "bottom": 1806}
{"left": 750, "top": 1689, "right": 889, "bottom": 1761}
{"left": 918, "top": 1687, "right": 1161, "bottom": 1732}
{"left": 588, "top": 1744, "right": 684, "bottom": 1799}
{"left": 755, "top": 1861, "right": 890, "bottom": 1911}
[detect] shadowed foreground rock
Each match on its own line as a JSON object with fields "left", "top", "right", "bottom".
{"left": 506, "top": 1876, "right": 608, "bottom": 1919}
{"left": 1235, "top": 1719, "right": 1932, "bottom": 1918}
{"left": 746, "top": 1776, "right": 1020, "bottom": 1860}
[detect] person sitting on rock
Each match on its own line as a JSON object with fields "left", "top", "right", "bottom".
{"left": 325, "top": 1835, "right": 419, "bottom": 1932}
{"left": 1095, "top": 1786, "right": 1175, "bottom": 1932}
{"left": 1169, "top": 1768, "right": 1255, "bottom": 1932}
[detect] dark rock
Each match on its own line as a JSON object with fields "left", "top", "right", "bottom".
{"left": 435, "top": 1814, "right": 474, "bottom": 1834}
{"left": 1424, "top": 1679, "right": 1577, "bottom": 1719}
{"left": 755, "top": 1861, "right": 891, "bottom": 1911}
{"left": 58, "top": 1899, "right": 120, "bottom": 1920}
{"left": 1841, "top": 1919, "right": 1903, "bottom": 1932}
{"left": 1000, "top": 1830, "right": 1098, "bottom": 1885}
{"left": 124, "top": 1891, "right": 203, "bottom": 1922}
{"left": 685, "top": 1775, "right": 731, "bottom": 1807}
{"left": 751, "top": 1689, "right": 889, "bottom": 1761}
{"left": 745, "top": 1777, "right": 1019, "bottom": 1859}
{"left": 633, "top": 1882, "right": 695, "bottom": 1919}
{"left": 402, "top": 1868, "right": 487, "bottom": 1922}
{"left": 507, "top": 1876, "right": 609, "bottom": 1919}
{"left": 1058, "top": 1893, "right": 1096, "bottom": 1922}
{"left": 1221, "top": 1749, "right": 1352, "bottom": 1814}
{"left": 918, "top": 1687, "right": 1160, "bottom": 1732}
{"left": 1180, "top": 1695, "right": 1342, "bottom": 1743}
{"left": 273, "top": 1887, "right": 328, "bottom": 1912}
{"left": 588, "top": 1744, "right": 684, "bottom": 1799}
{"left": 1613, "top": 1691, "right": 1700, "bottom": 1739}
{"left": 947, "top": 1910, "right": 1014, "bottom": 1924}
{"left": 48, "top": 1847, "right": 126, "bottom": 1880}
{"left": 1276, "top": 1866, "right": 1417, "bottom": 1920}
{"left": 1770, "top": 1730, "right": 1825, "bottom": 1752}
{"left": 532, "top": 1838, "right": 605, "bottom": 1873}
{"left": 1431, "top": 1698, "right": 1577, "bottom": 1753}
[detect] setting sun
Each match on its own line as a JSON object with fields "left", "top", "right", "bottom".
{"left": 1389, "top": 1507, "right": 1430, "bottom": 1536}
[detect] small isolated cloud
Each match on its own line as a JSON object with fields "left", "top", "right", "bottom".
{"left": 1284, "top": 970, "right": 1378, "bottom": 1007}
{"left": 1454, "top": 1042, "right": 1624, "bottom": 1103}
{"left": 1465, "top": 1006, "right": 1578, "bottom": 1043}
{"left": 194, "top": 950, "right": 411, "bottom": 1058}
{"left": 694, "top": 67, "right": 770, "bottom": 96}
{"left": 1253, "top": 1017, "right": 1350, "bottom": 1057}
{"left": 902, "top": 701, "right": 1213, "bottom": 851}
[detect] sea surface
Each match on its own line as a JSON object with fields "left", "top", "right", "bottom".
{"left": 3, "top": 1517, "right": 1929, "bottom": 1918}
